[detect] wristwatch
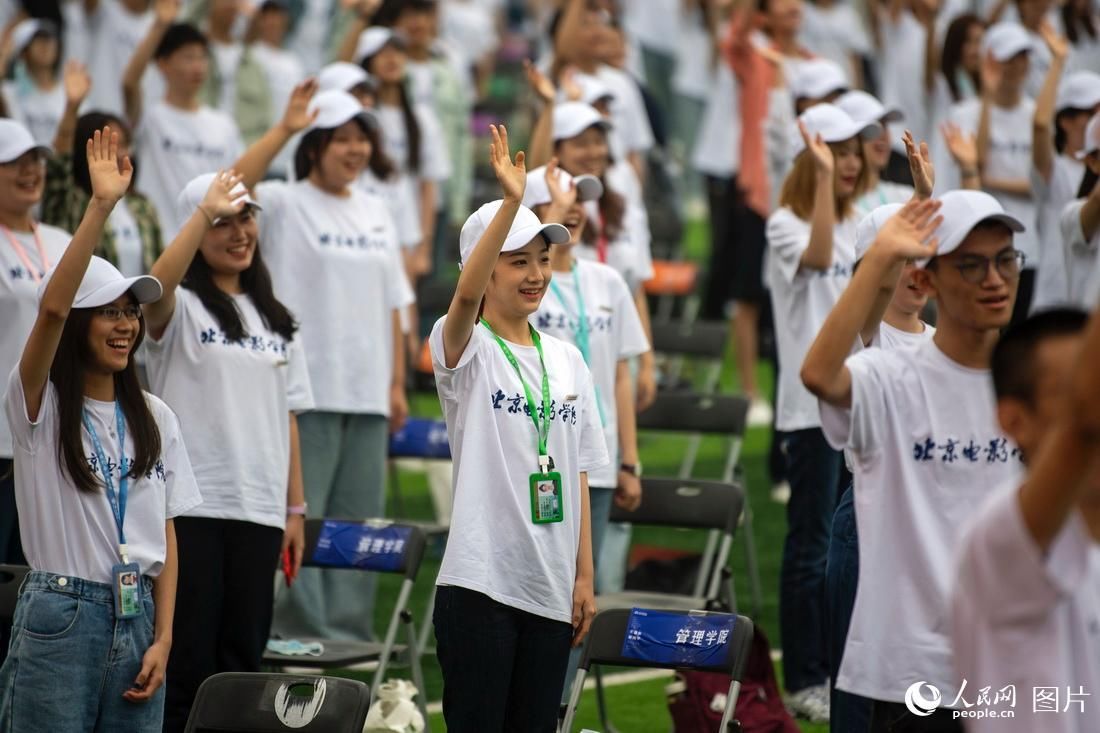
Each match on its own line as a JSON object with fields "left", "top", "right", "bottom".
{"left": 620, "top": 463, "right": 642, "bottom": 477}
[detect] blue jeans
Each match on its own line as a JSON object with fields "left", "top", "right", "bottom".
{"left": 779, "top": 428, "right": 845, "bottom": 693}
{"left": 434, "top": 585, "right": 573, "bottom": 733}
{"left": 0, "top": 571, "right": 163, "bottom": 732}
{"left": 827, "top": 485, "right": 872, "bottom": 731}
{"left": 271, "top": 411, "right": 388, "bottom": 642}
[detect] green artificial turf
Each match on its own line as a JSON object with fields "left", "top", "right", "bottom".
{"left": 323, "top": 215, "right": 831, "bottom": 731}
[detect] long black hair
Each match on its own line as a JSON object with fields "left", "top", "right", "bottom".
{"left": 1063, "top": 0, "right": 1097, "bottom": 45}
{"left": 362, "top": 49, "right": 422, "bottom": 174}
{"left": 74, "top": 112, "right": 137, "bottom": 196}
{"left": 51, "top": 301, "right": 161, "bottom": 494}
{"left": 1077, "top": 164, "right": 1098, "bottom": 199}
{"left": 942, "top": 14, "right": 983, "bottom": 103}
{"left": 180, "top": 212, "right": 298, "bottom": 342}
{"left": 293, "top": 115, "right": 394, "bottom": 181}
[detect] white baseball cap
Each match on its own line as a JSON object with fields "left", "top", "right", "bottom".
{"left": 790, "top": 59, "right": 849, "bottom": 101}
{"left": 318, "top": 62, "right": 375, "bottom": 94}
{"left": 355, "top": 26, "right": 404, "bottom": 64}
{"left": 0, "top": 118, "right": 50, "bottom": 163}
{"left": 854, "top": 203, "right": 905, "bottom": 262}
{"left": 458, "top": 200, "right": 570, "bottom": 267}
{"left": 560, "top": 72, "right": 614, "bottom": 106}
{"left": 552, "top": 102, "right": 612, "bottom": 142}
{"left": 1078, "top": 112, "right": 1100, "bottom": 160}
{"left": 790, "top": 103, "right": 881, "bottom": 157}
{"left": 1057, "top": 71, "right": 1100, "bottom": 114}
{"left": 37, "top": 256, "right": 161, "bottom": 308}
{"left": 982, "top": 22, "right": 1033, "bottom": 63}
{"left": 10, "top": 18, "right": 56, "bottom": 60}
{"left": 522, "top": 165, "right": 603, "bottom": 208}
{"left": 305, "top": 89, "right": 377, "bottom": 133}
{"left": 920, "top": 190, "right": 1024, "bottom": 267}
{"left": 176, "top": 172, "right": 262, "bottom": 229}
{"left": 835, "top": 90, "right": 903, "bottom": 128}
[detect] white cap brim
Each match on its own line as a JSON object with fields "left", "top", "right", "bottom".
{"left": 919, "top": 213, "right": 1025, "bottom": 268}
{"left": 75, "top": 275, "right": 163, "bottom": 308}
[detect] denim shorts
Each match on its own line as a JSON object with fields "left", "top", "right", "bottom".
{"left": 0, "top": 570, "right": 163, "bottom": 732}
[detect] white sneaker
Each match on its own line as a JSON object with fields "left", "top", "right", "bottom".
{"left": 746, "top": 398, "right": 773, "bottom": 428}
{"left": 770, "top": 480, "right": 791, "bottom": 504}
{"left": 785, "top": 683, "right": 830, "bottom": 724}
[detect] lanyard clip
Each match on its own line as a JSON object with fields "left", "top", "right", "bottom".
{"left": 119, "top": 543, "right": 129, "bottom": 565}
{"left": 539, "top": 455, "right": 550, "bottom": 474}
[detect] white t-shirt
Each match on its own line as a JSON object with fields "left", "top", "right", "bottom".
{"left": 531, "top": 260, "right": 650, "bottom": 488}
{"left": 871, "top": 320, "right": 936, "bottom": 351}
{"left": 255, "top": 179, "right": 415, "bottom": 414}
{"left": 766, "top": 206, "right": 857, "bottom": 432}
{"left": 1059, "top": 199, "right": 1100, "bottom": 308}
{"left": 799, "top": 1, "right": 871, "bottom": 82}
{"left": 209, "top": 41, "right": 244, "bottom": 115}
{"left": 439, "top": 0, "right": 498, "bottom": 65}
{"left": 953, "top": 482, "right": 1100, "bottom": 731}
{"left": 144, "top": 288, "right": 314, "bottom": 529}
{"left": 86, "top": 0, "right": 159, "bottom": 116}
{"left": 375, "top": 101, "right": 452, "bottom": 199}
{"left": 135, "top": 101, "right": 244, "bottom": 237}
{"left": 878, "top": 9, "right": 932, "bottom": 148}
{"left": 5, "top": 369, "right": 202, "bottom": 584}
{"left": 108, "top": 201, "right": 145, "bottom": 278}
{"left": 948, "top": 97, "right": 1039, "bottom": 266}
{"left": 595, "top": 64, "right": 655, "bottom": 157}
{"left": 672, "top": 7, "right": 713, "bottom": 101}
{"left": 821, "top": 339, "right": 1025, "bottom": 703}
{"left": 1032, "top": 155, "right": 1084, "bottom": 310}
{"left": 0, "top": 223, "right": 70, "bottom": 457}
{"left": 357, "top": 168, "right": 422, "bottom": 249}
{"left": 3, "top": 80, "right": 65, "bottom": 147}
{"left": 576, "top": 165, "right": 655, "bottom": 294}
{"left": 623, "top": 0, "right": 680, "bottom": 56}
{"left": 692, "top": 60, "right": 740, "bottom": 178}
{"left": 429, "top": 317, "right": 609, "bottom": 623}
{"left": 855, "top": 181, "right": 913, "bottom": 218}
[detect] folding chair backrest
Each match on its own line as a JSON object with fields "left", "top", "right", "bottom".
{"left": 650, "top": 321, "right": 728, "bottom": 360}
{"left": 389, "top": 417, "right": 451, "bottom": 459}
{"left": 0, "top": 565, "right": 28, "bottom": 624}
{"left": 183, "top": 672, "right": 370, "bottom": 732}
{"left": 579, "top": 608, "right": 754, "bottom": 678}
{"left": 608, "top": 478, "right": 742, "bottom": 536}
{"left": 302, "top": 519, "right": 426, "bottom": 582}
{"left": 637, "top": 392, "right": 749, "bottom": 437}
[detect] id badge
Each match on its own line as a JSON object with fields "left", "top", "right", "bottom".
{"left": 529, "top": 472, "right": 564, "bottom": 524}
{"left": 112, "top": 562, "right": 142, "bottom": 619}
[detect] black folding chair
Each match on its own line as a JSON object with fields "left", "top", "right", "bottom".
{"left": 636, "top": 392, "right": 761, "bottom": 617}
{"left": 650, "top": 320, "right": 728, "bottom": 395}
{"left": 263, "top": 520, "right": 430, "bottom": 728}
{"left": 560, "top": 608, "right": 754, "bottom": 733}
{"left": 183, "top": 672, "right": 370, "bottom": 732}
{"left": 0, "top": 564, "right": 29, "bottom": 665}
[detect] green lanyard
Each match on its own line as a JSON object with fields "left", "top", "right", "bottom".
{"left": 481, "top": 319, "right": 553, "bottom": 471}
{"left": 547, "top": 262, "right": 607, "bottom": 426}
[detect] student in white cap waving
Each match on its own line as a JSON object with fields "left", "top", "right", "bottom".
{"left": 429, "top": 126, "right": 607, "bottom": 732}
{"left": 141, "top": 170, "right": 313, "bottom": 732}
{"left": 766, "top": 102, "right": 879, "bottom": 724}
{"left": 0, "top": 118, "right": 81, "bottom": 567}
{"left": 232, "top": 84, "right": 415, "bottom": 645}
{"left": 0, "top": 125, "right": 201, "bottom": 732}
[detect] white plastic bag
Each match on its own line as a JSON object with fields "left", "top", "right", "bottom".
{"left": 363, "top": 680, "right": 425, "bottom": 733}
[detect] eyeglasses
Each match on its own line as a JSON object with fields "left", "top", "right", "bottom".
{"left": 951, "top": 249, "right": 1026, "bottom": 284}
{"left": 93, "top": 304, "right": 143, "bottom": 321}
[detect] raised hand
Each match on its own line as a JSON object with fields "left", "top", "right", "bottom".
{"left": 62, "top": 60, "right": 91, "bottom": 107}
{"left": 871, "top": 197, "right": 942, "bottom": 262}
{"left": 544, "top": 158, "right": 577, "bottom": 210}
{"left": 489, "top": 124, "right": 526, "bottom": 203}
{"left": 559, "top": 66, "right": 583, "bottom": 102}
{"left": 903, "top": 130, "right": 934, "bottom": 198}
{"left": 940, "top": 122, "right": 978, "bottom": 170}
{"left": 88, "top": 126, "right": 133, "bottom": 204}
{"left": 280, "top": 78, "right": 319, "bottom": 134}
{"left": 1039, "top": 19, "right": 1069, "bottom": 60}
{"left": 524, "top": 59, "right": 556, "bottom": 104}
{"left": 799, "top": 120, "right": 834, "bottom": 174}
{"left": 199, "top": 170, "right": 248, "bottom": 221}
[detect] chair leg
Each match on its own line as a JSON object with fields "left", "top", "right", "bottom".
{"left": 372, "top": 580, "right": 414, "bottom": 694}
{"left": 593, "top": 666, "right": 621, "bottom": 733}
{"left": 718, "top": 680, "right": 742, "bottom": 732}
{"left": 559, "top": 669, "right": 588, "bottom": 733}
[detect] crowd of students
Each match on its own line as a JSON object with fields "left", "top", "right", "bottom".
{"left": 0, "top": 0, "right": 1098, "bottom": 731}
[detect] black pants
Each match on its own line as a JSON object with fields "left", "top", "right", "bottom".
{"left": 871, "top": 700, "right": 966, "bottom": 732}
{"left": 433, "top": 585, "right": 573, "bottom": 733}
{"left": 163, "top": 517, "right": 284, "bottom": 733}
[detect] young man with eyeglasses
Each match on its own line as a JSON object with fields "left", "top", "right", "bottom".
{"left": 801, "top": 191, "right": 1027, "bottom": 732}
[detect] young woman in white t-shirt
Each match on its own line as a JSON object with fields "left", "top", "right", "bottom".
{"left": 232, "top": 84, "right": 415, "bottom": 643}
{"left": 142, "top": 171, "right": 313, "bottom": 733}
{"left": 1, "top": 19, "right": 65, "bottom": 146}
{"left": 1059, "top": 114, "right": 1100, "bottom": 307}
{"left": 765, "top": 103, "right": 873, "bottom": 723}
{"left": 0, "top": 126, "right": 201, "bottom": 732}
{"left": 429, "top": 126, "right": 607, "bottom": 732}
